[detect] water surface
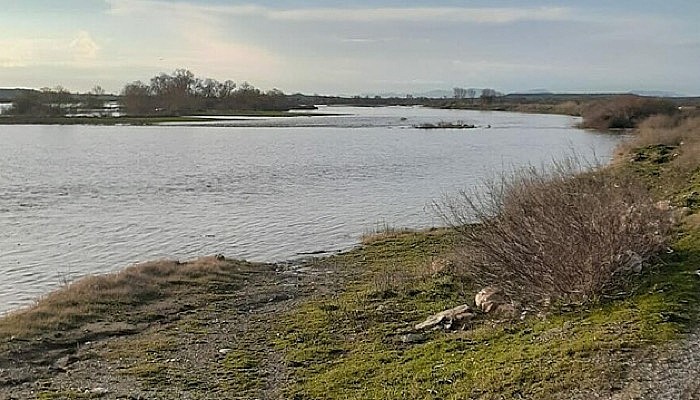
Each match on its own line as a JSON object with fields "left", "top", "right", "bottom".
{"left": 0, "top": 106, "right": 620, "bottom": 312}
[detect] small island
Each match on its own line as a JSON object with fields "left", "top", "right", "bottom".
{"left": 414, "top": 121, "right": 477, "bottom": 129}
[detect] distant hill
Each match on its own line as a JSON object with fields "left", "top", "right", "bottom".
{"left": 370, "top": 89, "right": 454, "bottom": 99}
{"left": 629, "top": 90, "right": 686, "bottom": 98}
{"left": 0, "top": 88, "right": 37, "bottom": 102}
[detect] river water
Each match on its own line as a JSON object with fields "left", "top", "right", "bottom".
{"left": 0, "top": 106, "right": 620, "bottom": 313}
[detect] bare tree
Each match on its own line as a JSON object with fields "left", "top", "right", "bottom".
{"left": 480, "top": 88, "right": 501, "bottom": 106}
{"left": 453, "top": 87, "right": 468, "bottom": 99}
{"left": 466, "top": 88, "right": 477, "bottom": 104}
{"left": 90, "top": 85, "right": 105, "bottom": 96}
{"left": 121, "top": 81, "right": 153, "bottom": 115}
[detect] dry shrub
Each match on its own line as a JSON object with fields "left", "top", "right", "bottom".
{"left": 581, "top": 95, "right": 677, "bottom": 130}
{"left": 551, "top": 100, "right": 583, "bottom": 116}
{"left": 437, "top": 160, "right": 672, "bottom": 308}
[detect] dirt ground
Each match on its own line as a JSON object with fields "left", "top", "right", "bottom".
{"left": 0, "top": 257, "right": 351, "bottom": 400}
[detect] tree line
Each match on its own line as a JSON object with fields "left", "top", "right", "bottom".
{"left": 121, "top": 69, "right": 294, "bottom": 115}
{"left": 7, "top": 86, "right": 109, "bottom": 117}
{"left": 453, "top": 87, "right": 503, "bottom": 105}
{"left": 4, "top": 69, "right": 297, "bottom": 117}
{"left": 3, "top": 69, "right": 510, "bottom": 117}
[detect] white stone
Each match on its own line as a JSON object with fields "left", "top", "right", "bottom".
{"left": 414, "top": 304, "right": 474, "bottom": 330}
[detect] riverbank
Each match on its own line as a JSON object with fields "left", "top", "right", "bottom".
{"left": 0, "top": 110, "right": 321, "bottom": 126}
{"left": 1, "top": 114, "right": 699, "bottom": 398}
{"left": 1, "top": 224, "right": 699, "bottom": 398}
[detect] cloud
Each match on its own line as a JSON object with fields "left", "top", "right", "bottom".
{"left": 0, "top": 30, "right": 101, "bottom": 69}
{"left": 0, "top": 39, "right": 33, "bottom": 67}
{"left": 70, "top": 31, "right": 100, "bottom": 59}
{"left": 266, "top": 7, "right": 572, "bottom": 23}
{"left": 106, "top": 1, "right": 573, "bottom": 24}
{"left": 104, "top": 1, "right": 282, "bottom": 82}
{"left": 171, "top": 21, "right": 281, "bottom": 80}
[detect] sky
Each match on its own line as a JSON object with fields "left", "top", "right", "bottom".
{"left": 1, "top": 0, "right": 699, "bottom": 95}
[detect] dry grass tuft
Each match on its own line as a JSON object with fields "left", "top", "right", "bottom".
{"left": 617, "top": 114, "right": 700, "bottom": 173}
{"left": 360, "top": 222, "right": 413, "bottom": 245}
{"left": 0, "top": 256, "right": 233, "bottom": 338}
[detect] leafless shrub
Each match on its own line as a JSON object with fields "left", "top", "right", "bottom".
{"left": 436, "top": 159, "right": 672, "bottom": 308}
{"left": 581, "top": 95, "right": 677, "bottom": 130}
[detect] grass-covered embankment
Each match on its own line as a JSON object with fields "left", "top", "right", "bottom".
{"left": 1, "top": 112, "right": 699, "bottom": 399}
{"left": 272, "top": 231, "right": 700, "bottom": 399}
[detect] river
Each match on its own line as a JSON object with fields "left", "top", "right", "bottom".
{"left": 0, "top": 106, "right": 620, "bottom": 313}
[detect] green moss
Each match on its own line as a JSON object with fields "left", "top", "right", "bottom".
{"left": 219, "top": 350, "right": 265, "bottom": 392}
{"left": 271, "top": 224, "right": 700, "bottom": 399}
{"left": 37, "top": 391, "right": 93, "bottom": 399}
{"left": 675, "top": 170, "right": 700, "bottom": 210}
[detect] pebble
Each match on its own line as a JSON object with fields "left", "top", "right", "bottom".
{"left": 88, "top": 387, "right": 109, "bottom": 395}
{"left": 401, "top": 333, "right": 426, "bottom": 344}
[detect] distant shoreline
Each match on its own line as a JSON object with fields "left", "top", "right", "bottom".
{"left": 0, "top": 111, "right": 326, "bottom": 126}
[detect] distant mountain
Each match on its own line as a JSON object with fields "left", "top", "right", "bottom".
{"left": 628, "top": 90, "right": 686, "bottom": 98}
{"left": 418, "top": 89, "right": 454, "bottom": 98}
{"left": 367, "top": 89, "right": 455, "bottom": 99}
{"left": 515, "top": 89, "right": 553, "bottom": 95}
{"left": 362, "top": 88, "right": 689, "bottom": 100}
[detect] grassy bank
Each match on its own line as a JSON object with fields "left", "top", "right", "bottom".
{"left": 1, "top": 226, "right": 698, "bottom": 398}
{"left": 272, "top": 231, "right": 700, "bottom": 399}
{"left": 1, "top": 115, "right": 699, "bottom": 398}
{"left": 0, "top": 115, "right": 218, "bottom": 126}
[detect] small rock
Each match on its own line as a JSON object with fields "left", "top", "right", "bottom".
{"left": 415, "top": 304, "right": 474, "bottom": 331}
{"left": 475, "top": 287, "right": 507, "bottom": 313}
{"left": 55, "top": 355, "right": 80, "bottom": 369}
{"left": 218, "top": 348, "right": 232, "bottom": 355}
{"left": 629, "top": 251, "right": 644, "bottom": 274}
{"left": 655, "top": 200, "right": 672, "bottom": 212}
{"left": 401, "top": 333, "right": 426, "bottom": 344}
{"left": 90, "top": 387, "right": 110, "bottom": 396}
{"left": 429, "top": 257, "right": 453, "bottom": 275}
{"left": 493, "top": 303, "right": 518, "bottom": 317}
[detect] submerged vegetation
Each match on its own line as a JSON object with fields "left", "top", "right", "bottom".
{"left": 414, "top": 121, "right": 477, "bottom": 129}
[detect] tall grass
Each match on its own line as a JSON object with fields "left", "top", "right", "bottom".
{"left": 436, "top": 159, "right": 671, "bottom": 308}
{"left": 618, "top": 113, "right": 700, "bottom": 172}
{"left": 0, "top": 257, "right": 232, "bottom": 338}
